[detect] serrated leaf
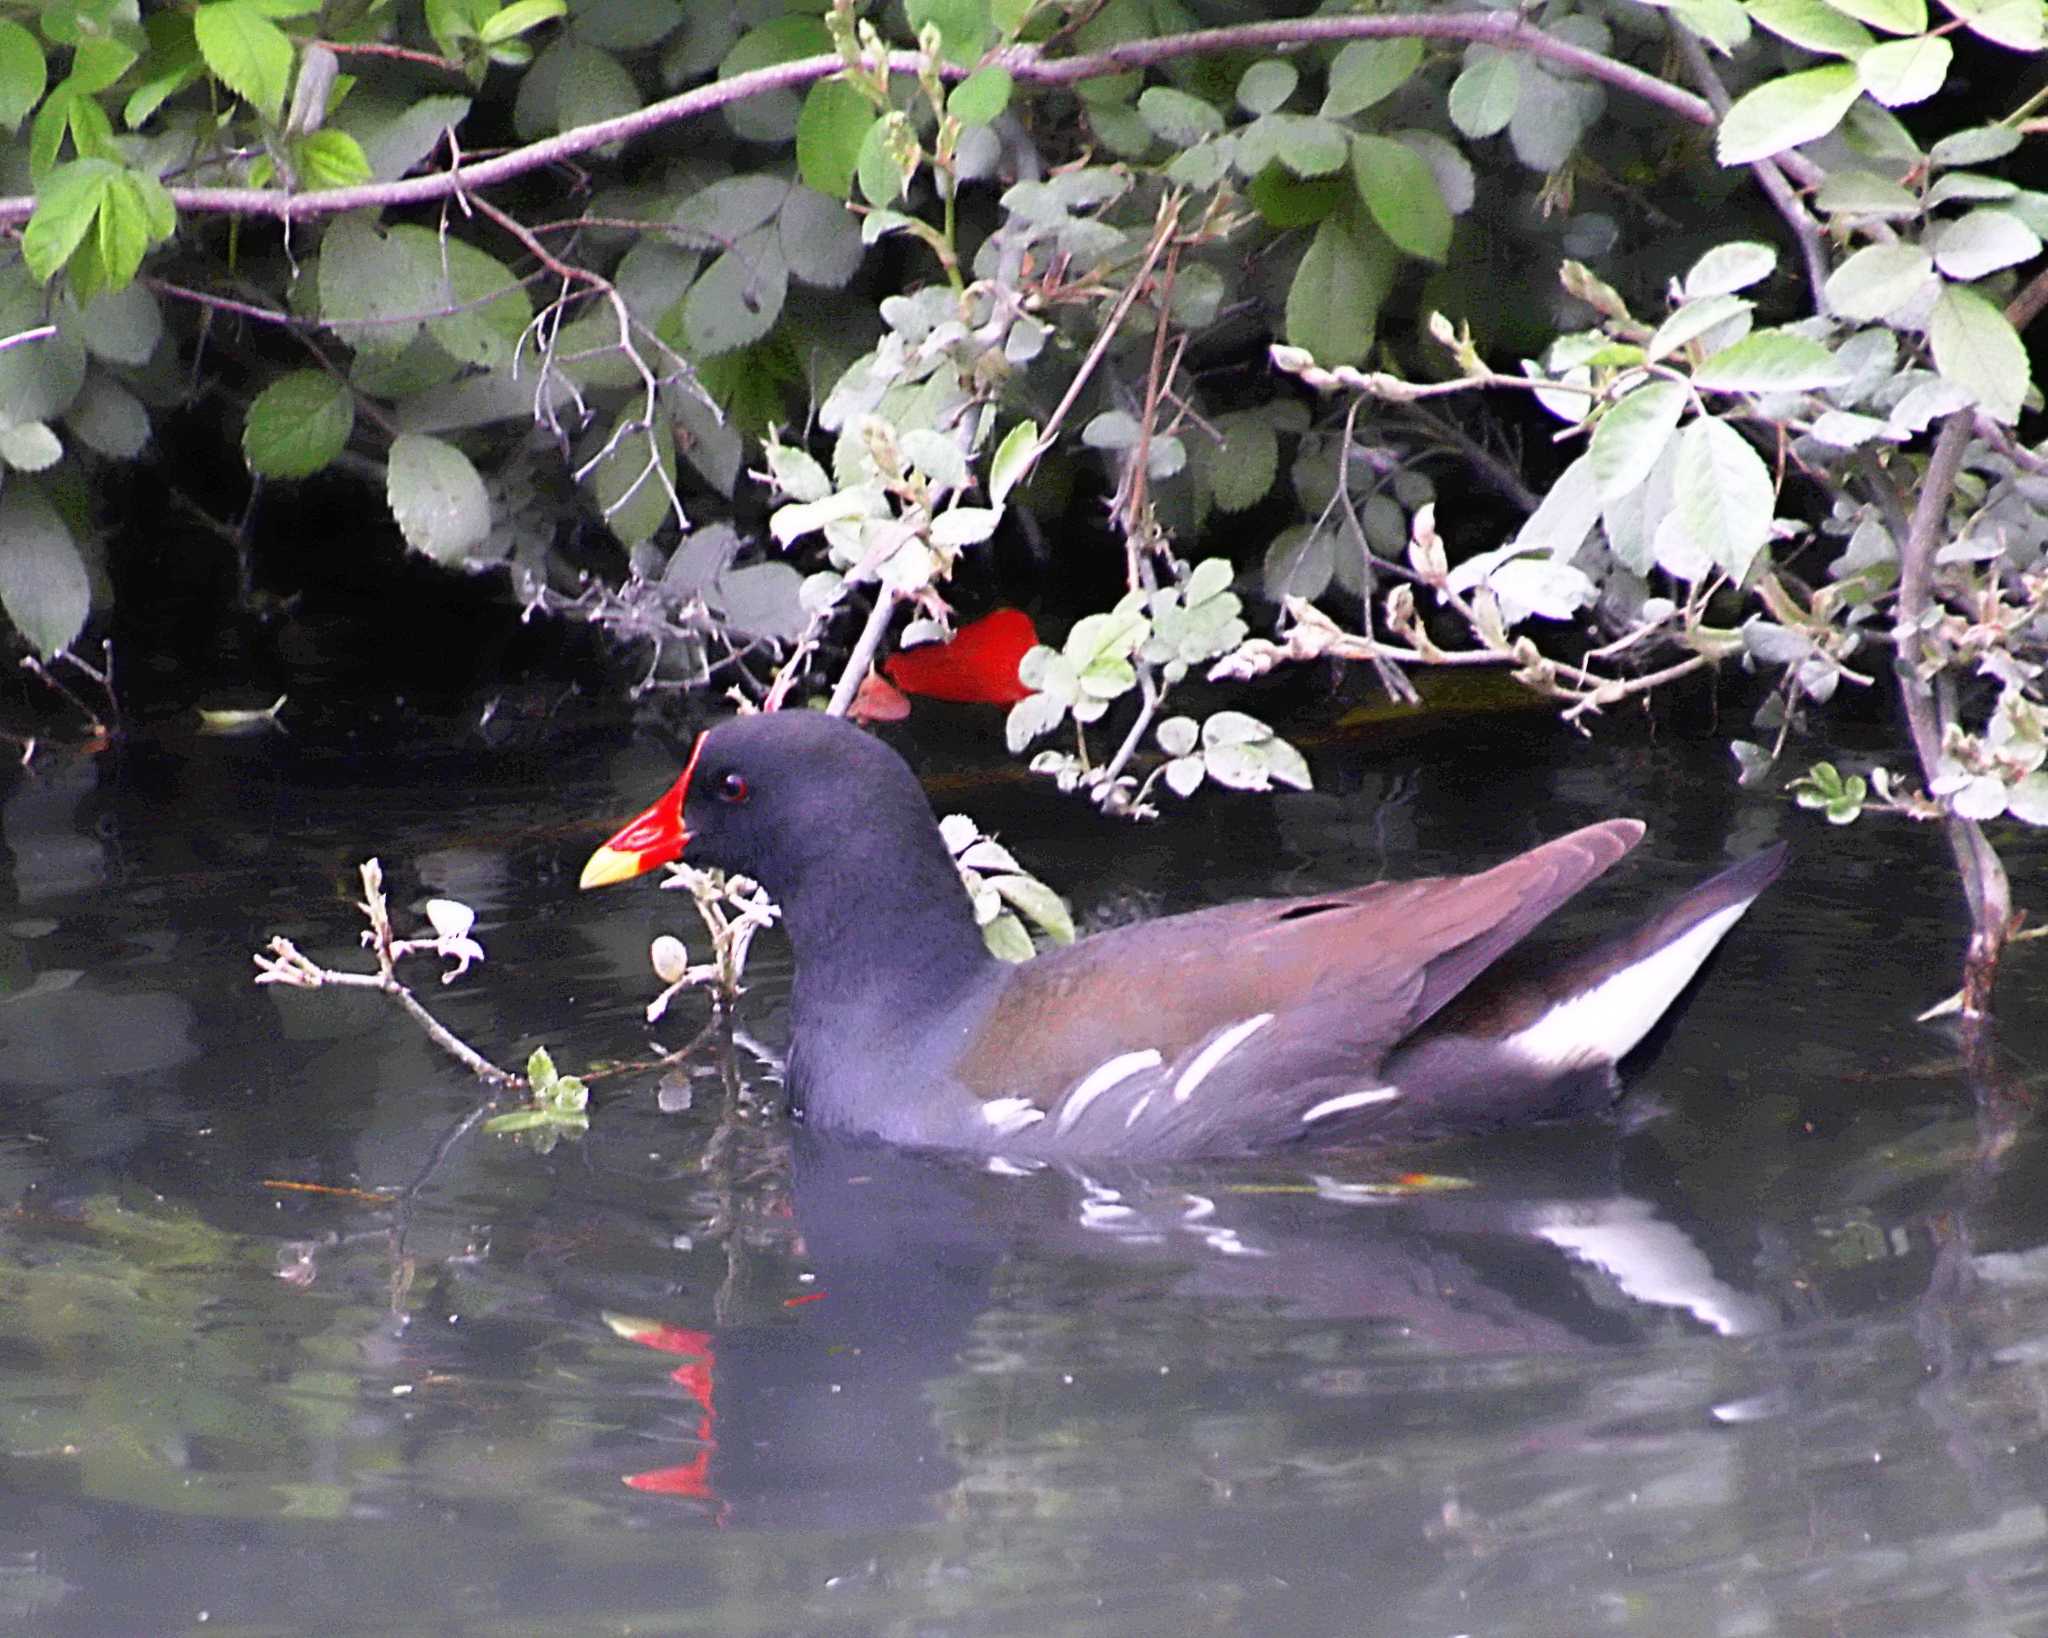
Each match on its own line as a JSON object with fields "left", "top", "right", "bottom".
{"left": 1321, "top": 38, "right": 1422, "bottom": 118}
{"left": 587, "top": 410, "right": 678, "bottom": 548}
{"left": 1210, "top": 412, "right": 1280, "bottom": 513}
{"left": 1716, "top": 63, "right": 1861, "bottom": 165}
{"left": 1694, "top": 329, "right": 1851, "bottom": 392}
{"left": 1448, "top": 48, "right": 1518, "bottom": 138}
{"left": 0, "top": 421, "right": 59, "bottom": 471}
{"left": 948, "top": 65, "right": 1012, "bottom": 126}
{"left": 194, "top": 0, "right": 293, "bottom": 123}
{"left": 1237, "top": 112, "right": 1348, "bottom": 178}
{"left": 991, "top": 874, "right": 1074, "bottom": 945}
{"left": 991, "top": 419, "right": 1036, "bottom": 504}
{"left": 1664, "top": 416, "right": 1774, "bottom": 582}
{"left": 244, "top": 369, "right": 353, "bottom": 477}
{"left": 1747, "top": 0, "right": 1876, "bottom": 53}
{"left": 0, "top": 483, "right": 89, "bottom": 657}
{"left": 1829, "top": 0, "right": 1927, "bottom": 30}
{"left": 682, "top": 222, "right": 787, "bottom": 356}
{"left": 63, "top": 376, "right": 148, "bottom": 459}
{"left": 1927, "top": 282, "right": 2028, "bottom": 423}
{"left": 1237, "top": 59, "right": 1298, "bottom": 115}
{"left": 1262, "top": 523, "right": 1334, "bottom": 601}
{"left": 1939, "top": 0, "right": 2043, "bottom": 49}
{"left": 1824, "top": 242, "right": 1935, "bottom": 320}
{"left": 0, "top": 20, "right": 47, "bottom": 133}
{"left": 290, "top": 128, "right": 371, "bottom": 189}
{"left": 1813, "top": 169, "right": 1921, "bottom": 218}
{"left": 1589, "top": 377, "right": 1686, "bottom": 499}
{"left": 1857, "top": 34, "right": 1952, "bottom": 105}
{"left": 714, "top": 561, "right": 804, "bottom": 641}
{"left": 779, "top": 185, "right": 862, "bottom": 288}
{"left": 1348, "top": 134, "right": 1451, "bottom": 262}
{"left": 1663, "top": 0, "right": 1751, "bottom": 49}
{"left": 1647, "top": 293, "right": 1754, "bottom": 361}
{"left": 1138, "top": 85, "right": 1223, "bottom": 144}
{"left": 796, "top": 79, "right": 873, "bottom": 200}
{"left": 388, "top": 433, "right": 492, "bottom": 564}
{"left": 1284, "top": 211, "right": 1396, "bottom": 367}
{"left": 1685, "top": 240, "right": 1778, "bottom": 298}
{"left": 931, "top": 507, "right": 1000, "bottom": 547}
{"left": 1931, "top": 208, "right": 2042, "bottom": 280}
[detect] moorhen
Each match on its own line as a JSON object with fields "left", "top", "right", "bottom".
{"left": 580, "top": 712, "right": 1785, "bottom": 1159}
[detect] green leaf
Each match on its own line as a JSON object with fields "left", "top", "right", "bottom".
{"left": 1746, "top": 0, "right": 1876, "bottom": 54}
{"left": 1823, "top": 241, "right": 1935, "bottom": 320}
{"left": 383, "top": 226, "right": 531, "bottom": 371}
{"left": 63, "top": 375, "right": 149, "bottom": 459}
{"left": 1927, "top": 283, "right": 2028, "bottom": 423}
{"left": 0, "top": 20, "right": 47, "bottom": 133}
{"left": 991, "top": 418, "right": 1036, "bottom": 504}
{"left": 1716, "top": 63, "right": 1861, "bottom": 165}
{"left": 243, "top": 369, "right": 353, "bottom": 477}
{"left": 1284, "top": 210, "right": 1396, "bottom": 367}
{"left": 1668, "top": 0, "right": 1753, "bottom": 51}
{"left": 779, "top": 185, "right": 862, "bottom": 288}
{"left": 1589, "top": 378, "right": 1686, "bottom": 500}
{"left": 719, "top": 15, "right": 829, "bottom": 144}
{"left": 1828, "top": 0, "right": 1927, "bottom": 31}
{"left": 1210, "top": 411, "right": 1280, "bottom": 513}
{"left": 1693, "top": 329, "right": 1851, "bottom": 393}
{"left": 1647, "top": 293, "right": 1754, "bottom": 361}
{"left": 1237, "top": 113, "right": 1348, "bottom": 178}
{"left": 1349, "top": 134, "right": 1451, "bottom": 262}
{"left": 0, "top": 421, "right": 61, "bottom": 471}
{"left": 795, "top": 80, "right": 872, "bottom": 200}
{"left": 1320, "top": 38, "right": 1422, "bottom": 118}
{"left": 1246, "top": 164, "right": 1344, "bottom": 228}
{"left": 682, "top": 221, "right": 787, "bottom": 355}
{"left": 586, "top": 409, "right": 678, "bottom": 548}
{"left": 0, "top": 483, "right": 89, "bottom": 657}
{"left": 1448, "top": 48, "right": 1518, "bottom": 138}
{"left": 1857, "top": 34, "right": 1951, "bottom": 105}
{"left": 1236, "top": 58, "right": 1298, "bottom": 115}
{"left": 1263, "top": 523, "right": 1334, "bottom": 600}
{"left": 1930, "top": 125, "right": 2023, "bottom": 167}
{"left": 0, "top": 270, "right": 85, "bottom": 425}
{"left": 856, "top": 111, "right": 911, "bottom": 206}
{"left": 991, "top": 873, "right": 1074, "bottom": 945}
{"left": 948, "top": 64, "right": 1011, "bottom": 125}
{"left": 1663, "top": 416, "right": 1774, "bottom": 583}
{"left": 907, "top": 0, "right": 991, "bottom": 64}
{"left": 1931, "top": 208, "right": 2042, "bottom": 280}
{"left": 1137, "top": 85, "right": 1223, "bottom": 145}
{"left": 1938, "top": 0, "right": 2043, "bottom": 49}
{"left": 194, "top": 0, "right": 294, "bottom": 124}
{"left": 1812, "top": 169, "right": 1920, "bottom": 218}
{"left": 290, "top": 128, "right": 371, "bottom": 188}
{"left": 20, "top": 158, "right": 112, "bottom": 284}
{"left": 387, "top": 432, "right": 492, "bottom": 564}
{"left": 1685, "top": 240, "right": 1778, "bottom": 297}
{"left": 479, "top": 0, "right": 567, "bottom": 46}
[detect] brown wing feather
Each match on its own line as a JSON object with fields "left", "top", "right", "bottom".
{"left": 956, "top": 819, "right": 1644, "bottom": 1108}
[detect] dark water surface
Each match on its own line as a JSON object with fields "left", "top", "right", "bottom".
{"left": 2, "top": 705, "right": 2044, "bottom": 1637}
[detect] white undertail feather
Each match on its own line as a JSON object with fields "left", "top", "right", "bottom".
{"left": 1174, "top": 1013, "right": 1274, "bottom": 1102}
{"left": 1300, "top": 1085, "right": 1401, "bottom": 1125}
{"left": 1503, "top": 899, "right": 1754, "bottom": 1072}
{"left": 1055, "top": 1049, "right": 1161, "bottom": 1135}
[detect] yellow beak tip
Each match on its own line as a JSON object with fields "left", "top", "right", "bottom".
{"left": 578, "top": 846, "right": 643, "bottom": 891}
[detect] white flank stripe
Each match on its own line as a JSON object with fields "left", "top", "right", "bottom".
{"left": 1300, "top": 1086, "right": 1401, "bottom": 1125}
{"left": 1173, "top": 1013, "right": 1275, "bottom": 1102}
{"left": 1123, "top": 1088, "right": 1156, "bottom": 1128}
{"left": 982, "top": 1095, "right": 1047, "bottom": 1135}
{"left": 1055, "top": 1049, "right": 1163, "bottom": 1135}
{"left": 1504, "top": 900, "right": 1752, "bottom": 1072}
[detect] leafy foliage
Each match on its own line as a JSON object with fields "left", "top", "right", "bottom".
{"left": 2, "top": 0, "right": 2047, "bottom": 988}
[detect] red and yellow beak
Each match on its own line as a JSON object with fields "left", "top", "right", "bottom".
{"left": 578, "top": 736, "right": 703, "bottom": 889}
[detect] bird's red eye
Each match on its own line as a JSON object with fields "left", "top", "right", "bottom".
{"left": 718, "top": 772, "right": 749, "bottom": 803}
